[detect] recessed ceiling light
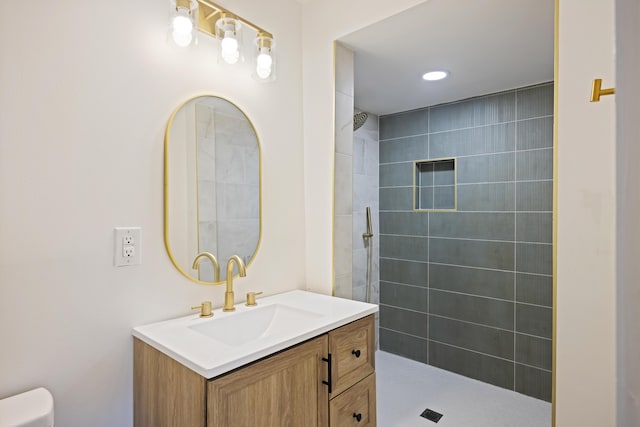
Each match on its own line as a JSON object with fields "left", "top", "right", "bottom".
{"left": 422, "top": 71, "right": 448, "bottom": 81}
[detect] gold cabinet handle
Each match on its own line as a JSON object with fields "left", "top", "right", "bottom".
{"left": 245, "top": 292, "right": 263, "bottom": 306}
{"left": 590, "top": 78, "right": 615, "bottom": 102}
{"left": 191, "top": 301, "right": 213, "bottom": 317}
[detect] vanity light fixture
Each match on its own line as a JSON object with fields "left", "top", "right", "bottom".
{"left": 170, "top": 0, "right": 277, "bottom": 81}
{"left": 422, "top": 70, "right": 448, "bottom": 81}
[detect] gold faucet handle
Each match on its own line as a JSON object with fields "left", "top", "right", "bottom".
{"left": 191, "top": 301, "right": 213, "bottom": 317}
{"left": 245, "top": 292, "right": 263, "bottom": 306}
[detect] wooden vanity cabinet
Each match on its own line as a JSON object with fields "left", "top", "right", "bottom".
{"left": 134, "top": 314, "right": 376, "bottom": 427}
{"left": 207, "top": 335, "right": 328, "bottom": 427}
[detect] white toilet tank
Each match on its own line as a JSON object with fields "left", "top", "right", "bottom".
{"left": 0, "top": 388, "right": 54, "bottom": 427}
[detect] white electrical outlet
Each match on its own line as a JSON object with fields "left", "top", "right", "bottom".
{"left": 114, "top": 227, "right": 142, "bottom": 266}
{"left": 123, "top": 234, "right": 135, "bottom": 245}
{"left": 123, "top": 245, "right": 135, "bottom": 258}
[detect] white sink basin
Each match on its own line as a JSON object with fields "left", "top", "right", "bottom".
{"left": 132, "top": 290, "right": 378, "bottom": 379}
{"left": 188, "top": 303, "right": 323, "bottom": 347}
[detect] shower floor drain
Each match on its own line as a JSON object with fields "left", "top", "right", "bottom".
{"left": 420, "top": 408, "right": 443, "bottom": 423}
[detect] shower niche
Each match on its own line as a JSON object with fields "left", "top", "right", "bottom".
{"left": 414, "top": 158, "right": 456, "bottom": 211}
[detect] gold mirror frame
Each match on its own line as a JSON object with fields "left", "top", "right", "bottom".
{"left": 164, "top": 94, "right": 262, "bottom": 285}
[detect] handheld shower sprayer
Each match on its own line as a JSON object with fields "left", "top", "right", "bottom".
{"left": 362, "top": 206, "right": 374, "bottom": 303}
{"left": 363, "top": 207, "right": 373, "bottom": 239}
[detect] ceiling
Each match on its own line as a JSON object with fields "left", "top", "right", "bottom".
{"left": 338, "top": 0, "right": 554, "bottom": 116}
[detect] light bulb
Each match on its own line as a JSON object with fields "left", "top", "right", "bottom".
{"left": 171, "top": 6, "right": 193, "bottom": 47}
{"left": 422, "top": 71, "right": 448, "bottom": 81}
{"left": 256, "top": 49, "right": 272, "bottom": 69}
{"left": 222, "top": 49, "right": 239, "bottom": 64}
{"left": 256, "top": 65, "right": 272, "bottom": 79}
{"left": 253, "top": 35, "right": 275, "bottom": 81}
{"left": 221, "top": 30, "right": 238, "bottom": 50}
{"left": 220, "top": 29, "right": 240, "bottom": 64}
{"left": 172, "top": 30, "right": 192, "bottom": 47}
{"left": 172, "top": 8, "right": 193, "bottom": 34}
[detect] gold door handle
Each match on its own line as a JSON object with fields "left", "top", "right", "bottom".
{"left": 590, "top": 78, "right": 615, "bottom": 102}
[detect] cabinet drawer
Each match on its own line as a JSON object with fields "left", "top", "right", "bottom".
{"left": 329, "top": 373, "right": 376, "bottom": 427}
{"left": 329, "top": 315, "right": 375, "bottom": 397}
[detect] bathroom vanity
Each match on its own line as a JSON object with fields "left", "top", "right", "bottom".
{"left": 133, "top": 291, "right": 378, "bottom": 427}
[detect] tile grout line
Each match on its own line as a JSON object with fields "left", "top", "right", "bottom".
{"left": 380, "top": 308, "right": 553, "bottom": 342}
{"left": 426, "top": 106, "right": 430, "bottom": 364}
{"left": 380, "top": 233, "right": 553, "bottom": 245}
{"left": 431, "top": 163, "right": 435, "bottom": 211}
{"left": 427, "top": 208, "right": 430, "bottom": 363}
{"left": 379, "top": 114, "right": 554, "bottom": 142}
{"left": 380, "top": 178, "right": 553, "bottom": 189}
{"left": 380, "top": 146, "right": 554, "bottom": 165}
{"left": 430, "top": 338, "right": 515, "bottom": 365}
{"left": 428, "top": 113, "right": 434, "bottom": 212}
{"left": 380, "top": 326, "right": 553, "bottom": 373}
{"left": 429, "top": 339, "right": 553, "bottom": 373}
{"left": 380, "top": 210, "right": 553, "bottom": 214}
{"left": 514, "top": 90, "right": 520, "bottom": 387}
{"left": 380, "top": 257, "right": 553, "bottom": 277}
{"left": 380, "top": 277, "right": 553, "bottom": 305}
{"left": 378, "top": 82, "right": 552, "bottom": 121}
{"left": 380, "top": 283, "right": 553, "bottom": 308}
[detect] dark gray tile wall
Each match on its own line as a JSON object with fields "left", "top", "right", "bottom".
{"left": 378, "top": 83, "right": 554, "bottom": 401}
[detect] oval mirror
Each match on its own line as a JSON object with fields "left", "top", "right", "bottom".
{"left": 164, "top": 95, "right": 261, "bottom": 284}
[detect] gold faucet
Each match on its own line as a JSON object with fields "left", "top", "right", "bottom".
{"left": 192, "top": 252, "right": 220, "bottom": 282}
{"left": 224, "top": 255, "right": 247, "bottom": 312}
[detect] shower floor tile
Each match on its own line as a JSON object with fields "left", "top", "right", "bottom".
{"left": 376, "top": 351, "right": 551, "bottom": 427}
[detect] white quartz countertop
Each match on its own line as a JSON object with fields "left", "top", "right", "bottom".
{"left": 132, "top": 290, "right": 378, "bottom": 379}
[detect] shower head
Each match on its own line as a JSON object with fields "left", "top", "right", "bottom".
{"left": 353, "top": 111, "right": 368, "bottom": 131}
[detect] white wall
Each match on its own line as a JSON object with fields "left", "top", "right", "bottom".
{"left": 0, "top": 0, "right": 304, "bottom": 426}
{"left": 616, "top": 0, "right": 640, "bottom": 424}
{"left": 301, "top": 0, "right": 427, "bottom": 294}
{"left": 556, "top": 0, "right": 617, "bottom": 425}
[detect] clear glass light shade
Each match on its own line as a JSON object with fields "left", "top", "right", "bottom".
{"left": 256, "top": 47, "right": 273, "bottom": 79}
{"left": 221, "top": 49, "right": 240, "bottom": 64}
{"left": 169, "top": 1, "right": 197, "bottom": 47}
{"left": 216, "top": 18, "right": 242, "bottom": 65}
{"left": 173, "top": 10, "right": 193, "bottom": 33}
{"left": 220, "top": 30, "right": 239, "bottom": 64}
{"left": 253, "top": 35, "right": 275, "bottom": 82}
{"left": 172, "top": 31, "right": 193, "bottom": 47}
{"left": 256, "top": 66, "right": 271, "bottom": 79}
{"left": 256, "top": 49, "right": 272, "bottom": 69}
{"left": 221, "top": 30, "right": 238, "bottom": 51}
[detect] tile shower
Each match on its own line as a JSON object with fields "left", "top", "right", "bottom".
{"left": 378, "top": 83, "right": 554, "bottom": 401}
